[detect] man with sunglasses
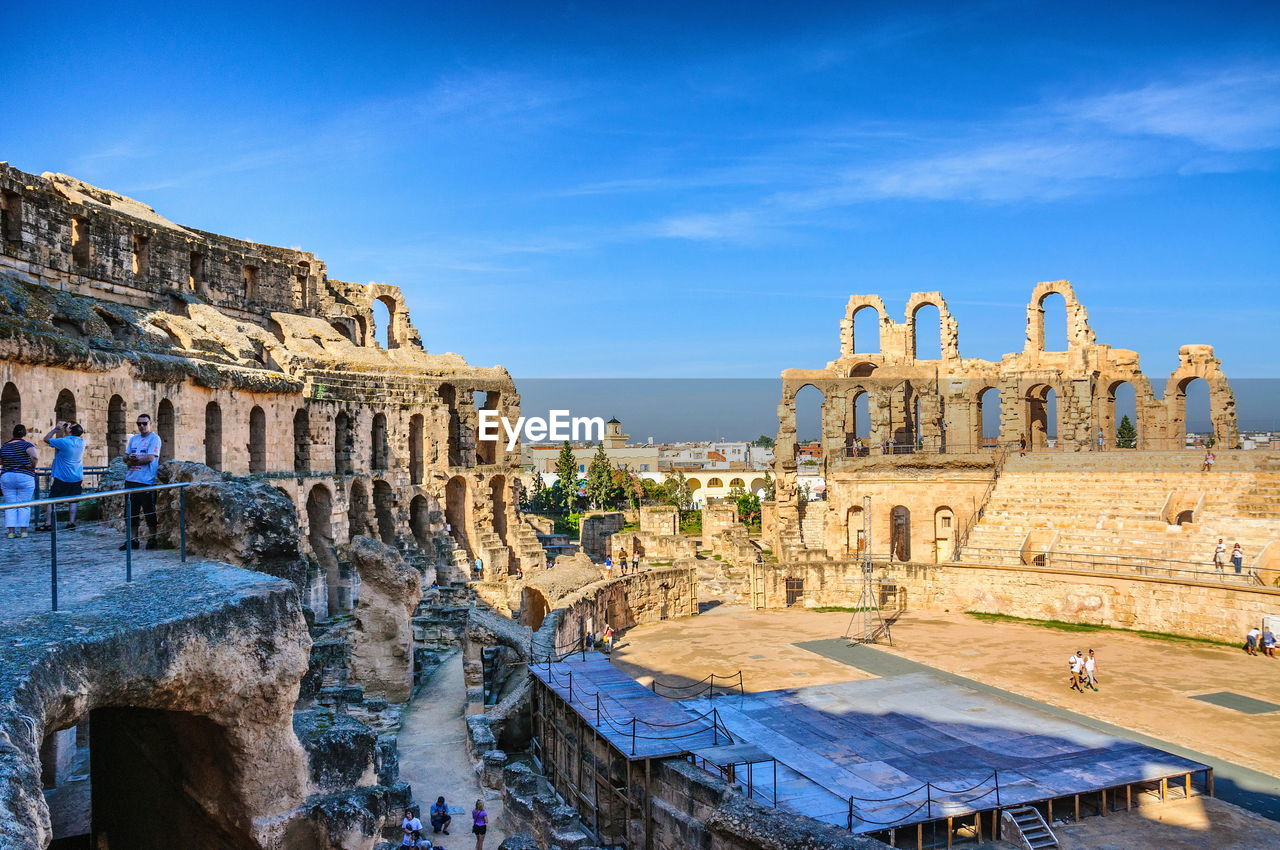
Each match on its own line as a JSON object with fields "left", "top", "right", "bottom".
{"left": 121, "top": 413, "right": 162, "bottom": 550}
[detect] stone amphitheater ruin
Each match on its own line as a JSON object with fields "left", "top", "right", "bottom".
{"left": 0, "top": 161, "right": 1277, "bottom": 850}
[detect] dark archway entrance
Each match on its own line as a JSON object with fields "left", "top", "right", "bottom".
{"left": 891, "top": 505, "right": 911, "bottom": 561}
{"left": 306, "top": 484, "right": 340, "bottom": 615}
{"left": 373, "top": 479, "right": 396, "bottom": 544}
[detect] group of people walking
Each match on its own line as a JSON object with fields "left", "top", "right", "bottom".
{"left": 1067, "top": 649, "right": 1099, "bottom": 693}
{"left": 0, "top": 413, "right": 163, "bottom": 546}
{"left": 400, "top": 797, "right": 489, "bottom": 849}
{"left": 604, "top": 548, "right": 641, "bottom": 576}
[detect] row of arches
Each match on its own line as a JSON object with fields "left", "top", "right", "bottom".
{"left": 840, "top": 504, "right": 956, "bottom": 563}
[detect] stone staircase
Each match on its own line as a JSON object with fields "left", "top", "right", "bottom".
{"left": 959, "top": 451, "right": 1280, "bottom": 574}
{"left": 798, "top": 502, "right": 826, "bottom": 551}
{"left": 1000, "top": 805, "right": 1059, "bottom": 849}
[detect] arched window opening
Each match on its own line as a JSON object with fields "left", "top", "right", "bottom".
{"left": 474, "top": 390, "right": 501, "bottom": 465}
{"left": 440, "top": 384, "right": 463, "bottom": 466}
{"left": 1108, "top": 381, "right": 1138, "bottom": 449}
{"left": 977, "top": 387, "right": 1002, "bottom": 449}
{"left": 293, "top": 408, "right": 310, "bottom": 473}
{"left": 157, "top": 399, "right": 175, "bottom": 463}
{"left": 490, "top": 475, "right": 508, "bottom": 546}
{"left": 204, "top": 401, "right": 223, "bottom": 471}
{"left": 933, "top": 506, "right": 955, "bottom": 563}
{"left": 331, "top": 321, "right": 355, "bottom": 344}
{"left": 107, "top": 395, "right": 127, "bottom": 463}
{"left": 306, "top": 485, "right": 341, "bottom": 615}
{"left": 729, "top": 477, "right": 745, "bottom": 488}
{"left": 852, "top": 306, "right": 880, "bottom": 354}
{"left": 410, "top": 495, "right": 433, "bottom": 550}
{"left": 707, "top": 477, "right": 723, "bottom": 488}
{"left": 372, "top": 299, "right": 392, "bottom": 349}
{"left": 1176, "top": 510, "right": 1195, "bottom": 526}
{"left": 445, "top": 476, "right": 471, "bottom": 557}
{"left": 1025, "top": 385, "right": 1058, "bottom": 450}
{"left": 373, "top": 480, "right": 396, "bottom": 544}
{"left": 248, "top": 406, "right": 266, "bottom": 473}
{"left": 409, "top": 414, "right": 424, "bottom": 485}
{"left": 890, "top": 505, "right": 911, "bottom": 561}
{"left": 371, "top": 412, "right": 388, "bottom": 471}
{"left": 1040, "top": 291, "right": 1068, "bottom": 351}
{"left": 348, "top": 479, "right": 370, "bottom": 541}
{"left": 55, "top": 389, "right": 76, "bottom": 424}
{"left": 793, "top": 385, "right": 825, "bottom": 461}
{"left": 334, "top": 411, "right": 353, "bottom": 474}
{"left": 912, "top": 303, "right": 941, "bottom": 361}
{"left": 355, "top": 315, "right": 369, "bottom": 347}
{"left": 1178, "top": 377, "right": 1212, "bottom": 446}
{"left": 1, "top": 383, "right": 20, "bottom": 439}
{"left": 846, "top": 506, "right": 865, "bottom": 555}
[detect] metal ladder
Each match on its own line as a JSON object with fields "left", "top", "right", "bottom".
{"left": 1002, "top": 805, "right": 1060, "bottom": 849}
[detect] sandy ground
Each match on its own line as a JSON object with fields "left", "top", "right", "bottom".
{"left": 398, "top": 651, "right": 508, "bottom": 849}
{"left": 615, "top": 605, "right": 1280, "bottom": 777}
{"left": 613, "top": 603, "right": 1280, "bottom": 849}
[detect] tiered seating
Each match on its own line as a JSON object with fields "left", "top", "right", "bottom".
{"left": 960, "top": 452, "right": 1280, "bottom": 575}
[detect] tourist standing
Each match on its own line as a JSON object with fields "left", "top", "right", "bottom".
{"left": 1213, "top": 539, "right": 1226, "bottom": 573}
{"left": 602, "top": 624, "right": 615, "bottom": 655}
{"left": 632, "top": 552, "right": 639, "bottom": 572}
{"left": 604, "top": 555, "right": 613, "bottom": 577}
{"left": 1096, "top": 428, "right": 1105, "bottom": 451}
{"left": 1019, "top": 436, "right": 1027, "bottom": 457}
{"left": 1068, "top": 650, "right": 1084, "bottom": 692}
{"left": 471, "top": 799, "right": 488, "bottom": 850}
{"left": 472, "top": 556, "right": 484, "bottom": 581}
{"left": 40, "top": 421, "right": 85, "bottom": 531}
{"left": 1231, "top": 543, "right": 1244, "bottom": 574}
{"left": 1245, "top": 627, "right": 1260, "bottom": 656}
{"left": 1083, "top": 649, "right": 1099, "bottom": 691}
{"left": 400, "top": 807, "right": 423, "bottom": 847}
{"left": 430, "top": 796, "right": 452, "bottom": 835}
{"left": 122, "top": 413, "right": 162, "bottom": 550}
{"left": 1, "top": 425, "right": 38, "bottom": 538}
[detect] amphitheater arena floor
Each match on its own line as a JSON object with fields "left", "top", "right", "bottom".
{"left": 610, "top": 604, "right": 1280, "bottom": 847}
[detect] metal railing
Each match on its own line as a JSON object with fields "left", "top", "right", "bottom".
{"left": 845, "top": 770, "right": 1004, "bottom": 830}
{"left": 956, "top": 545, "right": 1264, "bottom": 586}
{"left": 34, "top": 466, "right": 111, "bottom": 498}
{"left": 1, "top": 482, "right": 192, "bottom": 612}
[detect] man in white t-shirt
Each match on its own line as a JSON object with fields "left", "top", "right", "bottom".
{"left": 121, "top": 413, "right": 163, "bottom": 550}
{"left": 1213, "top": 539, "right": 1226, "bottom": 572}
{"left": 1068, "top": 651, "right": 1084, "bottom": 692}
{"left": 1083, "top": 649, "right": 1099, "bottom": 691}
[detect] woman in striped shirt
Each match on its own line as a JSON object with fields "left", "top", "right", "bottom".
{"left": 1, "top": 424, "right": 39, "bottom": 537}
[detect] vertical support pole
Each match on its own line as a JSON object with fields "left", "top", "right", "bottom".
{"left": 1101, "top": 788, "right": 1107, "bottom": 816}
{"left": 1074, "top": 794, "right": 1081, "bottom": 820}
{"left": 1208, "top": 769, "right": 1215, "bottom": 797}
{"left": 1184, "top": 773, "right": 1191, "bottom": 798}
{"left": 50, "top": 515, "right": 58, "bottom": 612}
{"left": 125, "top": 489, "right": 133, "bottom": 582}
{"left": 926, "top": 783, "right": 932, "bottom": 819}
{"left": 568, "top": 671, "right": 573, "bottom": 704}
{"left": 1160, "top": 778, "right": 1167, "bottom": 802}
{"left": 713, "top": 708, "right": 719, "bottom": 745}
{"left": 994, "top": 769, "right": 1000, "bottom": 808}
{"left": 1127, "top": 783, "right": 1132, "bottom": 810}
{"left": 946, "top": 816, "right": 953, "bottom": 849}
{"left": 179, "top": 486, "right": 187, "bottom": 562}
{"left": 595, "top": 693, "right": 601, "bottom": 725}
{"left": 631, "top": 718, "right": 637, "bottom": 756}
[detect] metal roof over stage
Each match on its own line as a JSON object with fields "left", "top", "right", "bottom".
{"left": 530, "top": 651, "right": 726, "bottom": 759}
{"left": 683, "top": 672, "right": 1210, "bottom": 833}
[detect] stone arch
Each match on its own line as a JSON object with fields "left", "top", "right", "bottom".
{"left": 204, "top": 401, "right": 223, "bottom": 471}
{"left": 348, "top": 478, "right": 371, "bottom": 540}
{"left": 792, "top": 383, "right": 826, "bottom": 447}
{"left": 440, "top": 384, "right": 463, "bottom": 466}
{"left": 107, "top": 394, "right": 127, "bottom": 462}
{"left": 975, "top": 386, "right": 1002, "bottom": 449}
{"left": 842, "top": 386, "right": 871, "bottom": 454}
{"left": 933, "top": 505, "right": 956, "bottom": 563}
{"left": 1102, "top": 379, "right": 1141, "bottom": 449}
{"left": 373, "top": 479, "right": 396, "bottom": 544}
{"left": 490, "top": 474, "right": 509, "bottom": 547}
{"left": 475, "top": 390, "right": 501, "bottom": 465}
{"left": 890, "top": 505, "right": 911, "bottom": 561}
{"left": 1, "top": 382, "right": 20, "bottom": 438}
{"left": 1024, "top": 383, "right": 1059, "bottom": 450}
{"left": 409, "top": 413, "right": 424, "bottom": 484}
{"left": 840, "top": 295, "right": 887, "bottom": 357}
{"left": 248, "top": 406, "right": 266, "bottom": 473}
{"left": 157, "top": 399, "right": 175, "bottom": 463}
{"left": 371, "top": 412, "right": 388, "bottom": 470}
{"left": 906, "top": 297, "right": 946, "bottom": 361}
{"left": 306, "top": 484, "right": 341, "bottom": 614}
{"left": 1024, "top": 280, "right": 1095, "bottom": 353}
{"left": 372, "top": 297, "right": 393, "bottom": 349}
{"left": 850, "top": 304, "right": 881, "bottom": 355}
{"left": 55, "top": 388, "right": 76, "bottom": 424}
{"left": 846, "top": 505, "right": 866, "bottom": 555}
{"left": 1164, "top": 346, "right": 1238, "bottom": 447}
{"left": 410, "top": 494, "right": 435, "bottom": 551}
{"left": 522, "top": 586, "right": 551, "bottom": 631}
{"left": 292, "top": 408, "right": 310, "bottom": 473}
{"left": 748, "top": 477, "right": 767, "bottom": 495}
{"left": 375, "top": 294, "right": 403, "bottom": 349}
{"left": 445, "top": 475, "right": 471, "bottom": 557}
{"left": 355, "top": 314, "right": 369, "bottom": 347}
{"left": 333, "top": 411, "right": 353, "bottom": 475}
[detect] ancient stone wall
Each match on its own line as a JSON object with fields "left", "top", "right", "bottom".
{"left": 0, "top": 162, "right": 544, "bottom": 615}
{"left": 754, "top": 560, "right": 1280, "bottom": 642}
{"left": 772, "top": 281, "right": 1240, "bottom": 559}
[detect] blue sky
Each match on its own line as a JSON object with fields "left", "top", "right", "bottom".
{"left": 6, "top": 1, "right": 1279, "bottom": 381}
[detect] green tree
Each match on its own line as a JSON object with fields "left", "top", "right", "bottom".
{"left": 752, "top": 435, "right": 775, "bottom": 448}
{"left": 663, "top": 471, "right": 692, "bottom": 514}
{"left": 554, "top": 441, "right": 579, "bottom": 511}
{"left": 1116, "top": 415, "right": 1137, "bottom": 449}
{"left": 585, "top": 443, "right": 615, "bottom": 508}
{"left": 761, "top": 471, "right": 776, "bottom": 501}
{"left": 735, "top": 492, "right": 762, "bottom": 526}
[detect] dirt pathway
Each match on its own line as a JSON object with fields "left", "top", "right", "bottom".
{"left": 397, "top": 650, "right": 509, "bottom": 848}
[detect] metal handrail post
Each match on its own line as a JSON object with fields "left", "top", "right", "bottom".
{"left": 847, "top": 797, "right": 853, "bottom": 830}
{"left": 124, "top": 489, "right": 133, "bottom": 583}
{"left": 179, "top": 487, "right": 187, "bottom": 563}
{"left": 631, "top": 718, "right": 637, "bottom": 756}
{"left": 926, "top": 783, "right": 932, "bottom": 819}
{"left": 50, "top": 518, "right": 58, "bottom": 612}
{"left": 994, "top": 769, "right": 1001, "bottom": 807}
{"left": 567, "top": 671, "right": 573, "bottom": 703}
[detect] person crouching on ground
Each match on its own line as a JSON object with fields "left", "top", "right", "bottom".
{"left": 40, "top": 421, "right": 84, "bottom": 531}
{"left": 430, "top": 796, "right": 451, "bottom": 834}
